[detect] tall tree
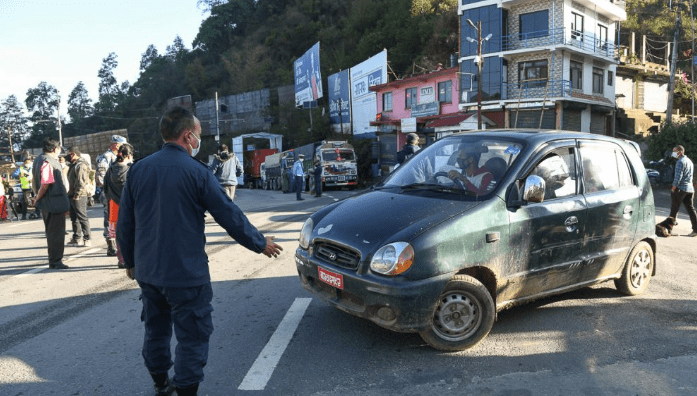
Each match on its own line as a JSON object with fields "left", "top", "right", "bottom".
{"left": 140, "top": 44, "right": 160, "bottom": 72}
{"left": 67, "top": 81, "right": 94, "bottom": 122}
{"left": 0, "top": 95, "right": 30, "bottom": 151}
{"left": 96, "top": 52, "right": 120, "bottom": 114}
{"left": 24, "top": 82, "right": 60, "bottom": 147}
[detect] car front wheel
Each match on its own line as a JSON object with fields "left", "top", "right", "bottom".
{"left": 419, "top": 275, "right": 495, "bottom": 351}
{"left": 615, "top": 241, "right": 653, "bottom": 295}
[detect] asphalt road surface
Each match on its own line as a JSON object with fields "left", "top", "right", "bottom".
{"left": 0, "top": 186, "right": 696, "bottom": 396}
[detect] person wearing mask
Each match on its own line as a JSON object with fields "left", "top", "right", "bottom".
{"left": 397, "top": 133, "right": 421, "bottom": 165}
{"left": 32, "top": 137, "right": 70, "bottom": 269}
{"left": 104, "top": 143, "right": 134, "bottom": 268}
{"left": 208, "top": 144, "right": 243, "bottom": 200}
{"left": 669, "top": 145, "right": 697, "bottom": 237}
{"left": 11, "top": 158, "right": 34, "bottom": 220}
{"left": 66, "top": 147, "right": 93, "bottom": 247}
{"left": 117, "top": 106, "right": 283, "bottom": 396}
{"left": 97, "top": 135, "right": 127, "bottom": 256}
{"left": 293, "top": 154, "right": 305, "bottom": 201}
{"left": 446, "top": 148, "right": 494, "bottom": 196}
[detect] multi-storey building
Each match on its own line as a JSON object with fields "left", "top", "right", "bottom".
{"left": 459, "top": 0, "right": 626, "bottom": 133}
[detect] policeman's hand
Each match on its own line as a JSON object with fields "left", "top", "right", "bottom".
{"left": 125, "top": 267, "right": 135, "bottom": 280}
{"left": 262, "top": 236, "right": 283, "bottom": 258}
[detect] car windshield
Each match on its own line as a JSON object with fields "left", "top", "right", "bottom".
{"left": 382, "top": 135, "right": 524, "bottom": 198}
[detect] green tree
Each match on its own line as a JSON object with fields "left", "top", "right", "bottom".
{"left": 0, "top": 95, "right": 30, "bottom": 150}
{"left": 647, "top": 121, "right": 697, "bottom": 161}
{"left": 140, "top": 44, "right": 160, "bottom": 72}
{"left": 24, "top": 82, "right": 60, "bottom": 147}
{"left": 96, "top": 52, "right": 120, "bottom": 114}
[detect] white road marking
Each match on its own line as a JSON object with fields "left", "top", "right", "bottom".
{"left": 238, "top": 297, "right": 312, "bottom": 391}
{"left": 13, "top": 248, "right": 103, "bottom": 277}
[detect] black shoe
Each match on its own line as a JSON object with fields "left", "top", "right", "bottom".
{"left": 117, "top": 262, "right": 126, "bottom": 269}
{"left": 297, "top": 198, "right": 305, "bottom": 201}
{"left": 174, "top": 384, "right": 199, "bottom": 396}
{"left": 49, "top": 262, "right": 69, "bottom": 269}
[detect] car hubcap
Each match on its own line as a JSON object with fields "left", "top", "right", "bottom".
{"left": 432, "top": 291, "right": 482, "bottom": 341}
{"left": 630, "top": 249, "right": 651, "bottom": 288}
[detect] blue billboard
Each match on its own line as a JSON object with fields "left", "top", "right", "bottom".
{"left": 328, "top": 69, "right": 350, "bottom": 133}
{"left": 294, "top": 42, "right": 323, "bottom": 108}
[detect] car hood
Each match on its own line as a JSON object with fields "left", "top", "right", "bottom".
{"left": 311, "top": 189, "right": 481, "bottom": 253}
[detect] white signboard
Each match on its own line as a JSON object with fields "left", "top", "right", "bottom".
{"left": 401, "top": 117, "right": 417, "bottom": 132}
{"left": 420, "top": 86, "right": 435, "bottom": 103}
{"left": 350, "top": 50, "right": 388, "bottom": 137}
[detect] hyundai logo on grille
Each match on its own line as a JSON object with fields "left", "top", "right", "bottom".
{"left": 328, "top": 252, "right": 337, "bottom": 261}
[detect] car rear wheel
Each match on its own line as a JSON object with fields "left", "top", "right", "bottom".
{"left": 615, "top": 241, "right": 653, "bottom": 295}
{"left": 419, "top": 275, "right": 495, "bottom": 351}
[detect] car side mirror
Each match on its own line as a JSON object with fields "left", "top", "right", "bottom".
{"left": 523, "top": 175, "right": 545, "bottom": 203}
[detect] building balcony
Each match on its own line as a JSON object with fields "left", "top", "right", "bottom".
{"left": 500, "top": 28, "right": 618, "bottom": 61}
{"left": 497, "top": 0, "right": 626, "bottom": 20}
{"left": 461, "top": 80, "right": 612, "bottom": 106}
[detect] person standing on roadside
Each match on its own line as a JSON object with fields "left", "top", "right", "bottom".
{"left": 32, "top": 137, "right": 70, "bottom": 269}
{"left": 13, "top": 158, "right": 34, "bottom": 220}
{"left": 313, "top": 159, "right": 323, "bottom": 198}
{"left": 208, "top": 144, "right": 243, "bottom": 200}
{"left": 66, "top": 147, "right": 93, "bottom": 247}
{"left": 104, "top": 143, "right": 134, "bottom": 268}
{"left": 293, "top": 154, "right": 305, "bottom": 201}
{"left": 397, "top": 133, "right": 420, "bottom": 165}
{"left": 669, "top": 145, "right": 697, "bottom": 237}
{"left": 97, "top": 135, "right": 127, "bottom": 256}
{"left": 117, "top": 106, "right": 283, "bottom": 396}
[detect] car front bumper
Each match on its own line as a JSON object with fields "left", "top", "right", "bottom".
{"left": 295, "top": 247, "right": 452, "bottom": 333}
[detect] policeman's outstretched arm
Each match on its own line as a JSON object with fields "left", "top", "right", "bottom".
{"left": 262, "top": 236, "right": 283, "bottom": 258}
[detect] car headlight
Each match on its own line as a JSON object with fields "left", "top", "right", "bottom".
{"left": 370, "top": 242, "right": 414, "bottom": 275}
{"left": 299, "top": 218, "right": 313, "bottom": 249}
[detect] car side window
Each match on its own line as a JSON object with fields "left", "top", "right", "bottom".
{"left": 529, "top": 147, "right": 577, "bottom": 200}
{"left": 580, "top": 143, "right": 633, "bottom": 193}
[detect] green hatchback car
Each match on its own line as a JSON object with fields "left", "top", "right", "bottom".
{"left": 295, "top": 130, "right": 656, "bottom": 351}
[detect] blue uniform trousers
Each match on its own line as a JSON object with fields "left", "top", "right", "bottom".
{"left": 138, "top": 281, "right": 214, "bottom": 388}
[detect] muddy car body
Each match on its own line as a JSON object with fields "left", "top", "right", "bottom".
{"left": 295, "top": 130, "right": 656, "bottom": 351}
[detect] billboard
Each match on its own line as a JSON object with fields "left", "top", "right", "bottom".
{"left": 350, "top": 50, "right": 388, "bottom": 137}
{"left": 328, "top": 69, "right": 351, "bottom": 134}
{"left": 294, "top": 42, "right": 323, "bottom": 107}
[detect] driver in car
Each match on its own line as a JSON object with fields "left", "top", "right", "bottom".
{"left": 447, "top": 149, "right": 494, "bottom": 195}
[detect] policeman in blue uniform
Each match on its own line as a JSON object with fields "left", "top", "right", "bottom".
{"left": 117, "top": 107, "right": 283, "bottom": 396}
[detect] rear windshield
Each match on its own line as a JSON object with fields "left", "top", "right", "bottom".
{"left": 322, "top": 149, "right": 355, "bottom": 161}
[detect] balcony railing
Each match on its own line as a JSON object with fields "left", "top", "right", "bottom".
{"left": 502, "top": 79, "right": 572, "bottom": 101}
{"left": 500, "top": 27, "right": 618, "bottom": 60}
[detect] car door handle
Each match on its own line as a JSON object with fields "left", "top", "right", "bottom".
{"left": 564, "top": 216, "right": 578, "bottom": 232}
{"left": 623, "top": 205, "right": 633, "bottom": 219}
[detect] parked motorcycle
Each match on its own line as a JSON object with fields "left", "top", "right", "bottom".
{"left": 646, "top": 151, "right": 674, "bottom": 187}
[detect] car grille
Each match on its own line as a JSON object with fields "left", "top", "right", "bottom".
{"left": 314, "top": 242, "right": 360, "bottom": 270}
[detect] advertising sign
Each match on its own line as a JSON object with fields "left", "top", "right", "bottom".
{"left": 294, "top": 42, "right": 323, "bottom": 107}
{"left": 401, "top": 117, "right": 417, "bottom": 132}
{"left": 328, "top": 69, "right": 351, "bottom": 133}
{"left": 350, "top": 50, "right": 388, "bottom": 137}
{"left": 420, "top": 86, "right": 435, "bottom": 103}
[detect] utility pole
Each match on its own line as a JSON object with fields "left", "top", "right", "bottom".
{"left": 215, "top": 91, "right": 220, "bottom": 143}
{"left": 57, "top": 95, "right": 62, "bottom": 147}
{"left": 691, "top": 1, "right": 695, "bottom": 122}
{"left": 666, "top": 10, "right": 681, "bottom": 124}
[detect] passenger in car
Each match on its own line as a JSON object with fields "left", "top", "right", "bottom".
{"left": 447, "top": 148, "right": 494, "bottom": 195}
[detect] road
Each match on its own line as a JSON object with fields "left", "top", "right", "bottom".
{"left": 0, "top": 186, "right": 696, "bottom": 396}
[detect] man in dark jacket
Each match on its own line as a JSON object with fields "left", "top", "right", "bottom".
{"left": 117, "top": 106, "right": 282, "bottom": 396}
{"left": 33, "top": 137, "right": 70, "bottom": 269}
{"left": 66, "top": 147, "right": 92, "bottom": 247}
{"left": 397, "top": 133, "right": 420, "bottom": 165}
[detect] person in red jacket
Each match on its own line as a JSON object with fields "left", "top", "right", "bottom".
{"left": 447, "top": 148, "right": 494, "bottom": 196}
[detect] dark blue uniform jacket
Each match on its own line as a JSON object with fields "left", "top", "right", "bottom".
{"left": 117, "top": 143, "right": 266, "bottom": 287}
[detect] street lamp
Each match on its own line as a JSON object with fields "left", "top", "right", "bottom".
{"left": 466, "top": 19, "right": 492, "bottom": 130}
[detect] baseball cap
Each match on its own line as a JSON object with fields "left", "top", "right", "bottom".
{"left": 111, "top": 135, "right": 127, "bottom": 144}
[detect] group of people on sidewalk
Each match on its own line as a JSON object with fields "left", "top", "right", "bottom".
{"left": 30, "top": 134, "right": 133, "bottom": 269}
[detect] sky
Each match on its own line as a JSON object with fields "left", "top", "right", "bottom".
{"left": 0, "top": 0, "right": 208, "bottom": 118}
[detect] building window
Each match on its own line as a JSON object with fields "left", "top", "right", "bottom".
{"left": 519, "top": 60, "right": 548, "bottom": 88}
{"left": 438, "top": 80, "right": 452, "bottom": 103}
{"left": 597, "top": 24, "right": 608, "bottom": 49}
{"left": 519, "top": 10, "right": 549, "bottom": 40}
{"left": 607, "top": 71, "right": 613, "bottom": 86}
{"left": 593, "top": 67, "right": 604, "bottom": 94}
{"left": 570, "top": 61, "right": 583, "bottom": 90}
{"left": 383, "top": 92, "right": 393, "bottom": 112}
{"left": 571, "top": 13, "right": 584, "bottom": 41}
{"left": 405, "top": 87, "right": 417, "bottom": 109}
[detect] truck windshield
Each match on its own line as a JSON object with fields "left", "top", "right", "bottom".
{"left": 322, "top": 149, "right": 355, "bottom": 161}
{"left": 382, "top": 136, "right": 524, "bottom": 197}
